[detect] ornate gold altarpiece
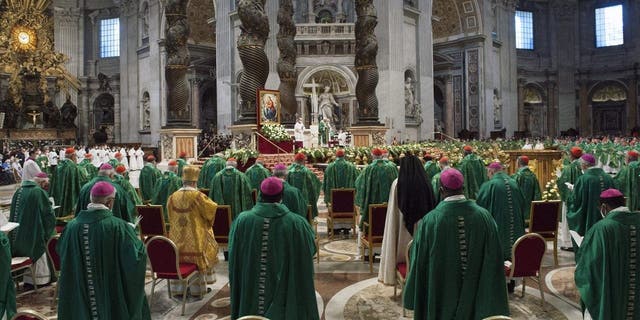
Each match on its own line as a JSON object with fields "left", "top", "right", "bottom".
{"left": 505, "top": 150, "right": 564, "bottom": 190}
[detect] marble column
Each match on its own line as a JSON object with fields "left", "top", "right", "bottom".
{"left": 119, "top": 0, "right": 140, "bottom": 142}
{"left": 112, "top": 83, "right": 121, "bottom": 143}
{"left": 628, "top": 76, "right": 638, "bottom": 131}
{"left": 53, "top": 7, "right": 82, "bottom": 106}
{"left": 552, "top": 0, "right": 578, "bottom": 131}
{"left": 578, "top": 79, "right": 589, "bottom": 136}
{"left": 416, "top": 0, "right": 434, "bottom": 139}
{"left": 517, "top": 78, "right": 526, "bottom": 131}
{"left": 445, "top": 75, "right": 454, "bottom": 136}
{"left": 546, "top": 80, "right": 558, "bottom": 136}
{"left": 79, "top": 79, "right": 91, "bottom": 145}
{"left": 216, "top": 0, "right": 233, "bottom": 131}
{"left": 354, "top": 0, "right": 380, "bottom": 125}
{"left": 164, "top": 0, "right": 192, "bottom": 126}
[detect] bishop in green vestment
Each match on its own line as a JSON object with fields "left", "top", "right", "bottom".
{"left": 139, "top": 155, "right": 162, "bottom": 203}
{"left": 575, "top": 189, "right": 640, "bottom": 320}
{"left": 9, "top": 179, "right": 55, "bottom": 285}
{"left": 50, "top": 148, "right": 88, "bottom": 217}
{"left": 456, "top": 145, "right": 487, "bottom": 199}
{"left": 177, "top": 151, "right": 188, "bottom": 177}
{"left": 431, "top": 157, "right": 450, "bottom": 204}
{"left": 209, "top": 158, "right": 254, "bottom": 219}
{"left": 476, "top": 162, "right": 527, "bottom": 260}
{"left": 0, "top": 231, "right": 15, "bottom": 319}
{"left": 423, "top": 154, "right": 440, "bottom": 182}
{"left": 245, "top": 161, "right": 271, "bottom": 191}
{"left": 57, "top": 182, "right": 150, "bottom": 320}
{"left": 273, "top": 164, "right": 308, "bottom": 218}
{"left": 322, "top": 149, "right": 359, "bottom": 204}
{"left": 114, "top": 165, "right": 142, "bottom": 205}
{"left": 75, "top": 164, "right": 135, "bottom": 223}
{"left": 197, "top": 154, "right": 226, "bottom": 188}
{"left": 568, "top": 154, "right": 615, "bottom": 237}
{"left": 229, "top": 177, "right": 318, "bottom": 320}
{"left": 556, "top": 147, "right": 584, "bottom": 202}
{"left": 78, "top": 153, "right": 98, "bottom": 181}
{"left": 36, "top": 152, "right": 49, "bottom": 175}
{"left": 613, "top": 150, "right": 640, "bottom": 211}
{"left": 286, "top": 153, "right": 321, "bottom": 217}
{"left": 151, "top": 160, "right": 182, "bottom": 218}
{"left": 356, "top": 148, "right": 398, "bottom": 227}
{"left": 404, "top": 169, "right": 510, "bottom": 319}
{"left": 511, "top": 155, "right": 541, "bottom": 218}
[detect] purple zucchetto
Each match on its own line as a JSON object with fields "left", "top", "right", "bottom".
{"left": 487, "top": 162, "right": 503, "bottom": 170}
{"left": 273, "top": 163, "right": 287, "bottom": 171}
{"left": 90, "top": 181, "right": 116, "bottom": 197}
{"left": 99, "top": 163, "right": 113, "bottom": 171}
{"left": 260, "top": 177, "right": 284, "bottom": 196}
{"left": 580, "top": 153, "right": 596, "bottom": 165}
{"left": 600, "top": 188, "right": 624, "bottom": 199}
{"left": 440, "top": 168, "right": 464, "bottom": 190}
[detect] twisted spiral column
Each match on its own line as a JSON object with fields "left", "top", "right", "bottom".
{"left": 354, "top": 0, "right": 379, "bottom": 124}
{"left": 164, "top": 0, "right": 191, "bottom": 125}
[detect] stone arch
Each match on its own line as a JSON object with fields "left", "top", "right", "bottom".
{"left": 588, "top": 81, "right": 628, "bottom": 135}
{"left": 522, "top": 83, "right": 546, "bottom": 137}
{"left": 297, "top": 65, "right": 356, "bottom": 94}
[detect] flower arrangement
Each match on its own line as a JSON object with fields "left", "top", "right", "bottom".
{"left": 223, "top": 148, "right": 259, "bottom": 165}
{"left": 542, "top": 179, "right": 560, "bottom": 201}
{"left": 261, "top": 123, "right": 293, "bottom": 142}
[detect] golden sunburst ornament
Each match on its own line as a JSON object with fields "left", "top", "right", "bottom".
{"left": 11, "top": 26, "right": 37, "bottom": 51}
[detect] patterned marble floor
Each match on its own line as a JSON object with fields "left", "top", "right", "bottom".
{"left": 1, "top": 183, "right": 583, "bottom": 320}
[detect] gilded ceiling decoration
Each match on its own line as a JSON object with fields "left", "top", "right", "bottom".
{"left": 592, "top": 84, "right": 627, "bottom": 102}
{"left": 432, "top": 0, "right": 480, "bottom": 40}
{"left": 523, "top": 87, "right": 543, "bottom": 104}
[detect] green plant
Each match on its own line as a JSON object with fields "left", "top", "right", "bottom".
{"left": 261, "top": 123, "right": 293, "bottom": 142}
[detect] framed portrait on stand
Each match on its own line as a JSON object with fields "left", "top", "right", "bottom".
{"left": 257, "top": 89, "right": 281, "bottom": 126}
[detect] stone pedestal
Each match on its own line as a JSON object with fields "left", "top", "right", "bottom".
{"left": 229, "top": 124, "right": 258, "bottom": 150}
{"left": 160, "top": 128, "right": 201, "bottom": 162}
{"left": 348, "top": 126, "right": 388, "bottom": 147}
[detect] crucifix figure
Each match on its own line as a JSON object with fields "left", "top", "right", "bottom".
{"left": 303, "top": 78, "right": 322, "bottom": 124}
{"left": 27, "top": 110, "right": 42, "bottom": 128}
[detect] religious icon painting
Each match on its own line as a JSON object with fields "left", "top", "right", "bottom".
{"left": 257, "top": 89, "right": 281, "bottom": 126}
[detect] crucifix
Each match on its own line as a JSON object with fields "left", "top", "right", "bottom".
{"left": 27, "top": 110, "right": 42, "bottom": 128}
{"left": 303, "top": 78, "right": 322, "bottom": 125}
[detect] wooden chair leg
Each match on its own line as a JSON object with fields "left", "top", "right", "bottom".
{"left": 521, "top": 277, "right": 526, "bottom": 298}
{"left": 538, "top": 274, "right": 546, "bottom": 310}
{"left": 149, "top": 278, "right": 157, "bottom": 307}
{"left": 30, "top": 265, "right": 38, "bottom": 292}
{"left": 328, "top": 217, "right": 334, "bottom": 240}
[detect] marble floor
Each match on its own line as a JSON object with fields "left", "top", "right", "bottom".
{"left": 1, "top": 183, "right": 583, "bottom": 320}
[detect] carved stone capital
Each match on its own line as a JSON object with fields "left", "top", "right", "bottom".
{"left": 54, "top": 7, "right": 81, "bottom": 24}
{"left": 117, "top": 0, "right": 138, "bottom": 16}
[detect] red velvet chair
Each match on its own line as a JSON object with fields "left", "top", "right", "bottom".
{"left": 327, "top": 188, "right": 357, "bottom": 240}
{"left": 213, "top": 205, "right": 232, "bottom": 251}
{"left": 136, "top": 204, "right": 167, "bottom": 241}
{"left": 46, "top": 235, "right": 61, "bottom": 306}
{"left": 11, "top": 309, "right": 48, "bottom": 320}
{"left": 528, "top": 200, "right": 561, "bottom": 266}
{"left": 361, "top": 203, "right": 388, "bottom": 273}
{"left": 146, "top": 236, "right": 203, "bottom": 316}
{"left": 504, "top": 233, "right": 547, "bottom": 309}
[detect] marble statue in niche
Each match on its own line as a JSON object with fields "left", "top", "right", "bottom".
{"left": 141, "top": 92, "right": 150, "bottom": 130}
{"left": 405, "top": 76, "right": 418, "bottom": 118}
{"left": 493, "top": 88, "right": 503, "bottom": 129}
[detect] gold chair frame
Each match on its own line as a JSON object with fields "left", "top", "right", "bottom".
{"left": 507, "top": 233, "right": 547, "bottom": 310}
{"left": 11, "top": 308, "right": 49, "bottom": 320}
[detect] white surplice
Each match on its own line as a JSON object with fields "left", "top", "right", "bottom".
{"left": 23, "top": 253, "right": 50, "bottom": 286}
{"left": 377, "top": 179, "right": 412, "bottom": 285}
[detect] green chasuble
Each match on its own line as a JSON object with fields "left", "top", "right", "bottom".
{"left": 197, "top": 156, "right": 226, "bottom": 189}
{"left": 323, "top": 158, "right": 359, "bottom": 204}
{"left": 403, "top": 199, "right": 510, "bottom": 319}
{"left": 614, "top": 161, "right": 640, "bottom": 211}
{"left": 245, "top": 163, "right": 271, "bottom": 191}
{"left": 75, "top": 176, "right": 135, "bottom": 223}
{"left": 512, "top": 167, "right": 542, "bottom": 218}
{"left": 567, "top": 167, "right": 614, "bottom": 236}
{"left": 209, "top": 167, "right": 254, "bottom": 219}
{"left": 0, "top": 232, "right": 15, "bottom": 319}
{"left": 36, "top": 155, "right": 50, "bottom": 175}
{"left": 177, "top": 158, "right": 187, "bottom": 177}
{"left": 286, "top": 163, "right": 321, "bottom": 217}
{"left": 229, "top": 202, "right": 318, "bottom": 320}
{"left": 50, "top": 159, "right": 88, "bottom": 217}
{"left": 9, "top": 181, "right": 55, "bottom": 261}
{"left": 423, "top": 160, "right": 441, "bottom": 182}
{"left": 107, "top": 159, "right": 119, "bottom": 169}
{"left": 78, "top": 159, "right": 98, "bottom": 181}
{"left": 139, "top": 163, "right": 162, "bottom": 202}
{"left": 151, "top": 171, "right": 182, "bottom": 218}
{"left": 575, "top": 209, "right": 640, "bottom": 320}
{"left": 57, "top": 209, "right": 150, "bottom": 320}
{"left": 355, "top": 159, "right": 398, "bottom": 227}
{"left": 431, "top": 171, "right": 444, "bottom": 204}
{"left": 280, "top": 181, "right": 308, "bottom": 218}
{"left": 456, "top": 154, "right": 488, "bottom": 199}
{"left": 556, "top": 159, "right": 582, "bottom": 202}
{"left": 113, "top": 174, "right": 142, "bottom": 205}
{"left": 476, "top": 172, "right": 527, "bottom": 260}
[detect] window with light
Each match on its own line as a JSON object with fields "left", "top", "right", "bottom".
{"left": 595, "top": 4, "right": 624, "bottom": 47}
{"left": 100, "top": 18, "right": 120, "bottom": 58}
{"left": 515, "top": 11, "right": 534, "bottom": 50}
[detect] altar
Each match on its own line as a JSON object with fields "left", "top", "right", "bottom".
{"left": 0, "top": 128, "right": 76, "bottom": 141}
{"left": 505, "top": 150, "right": 564, "bottom": 190}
